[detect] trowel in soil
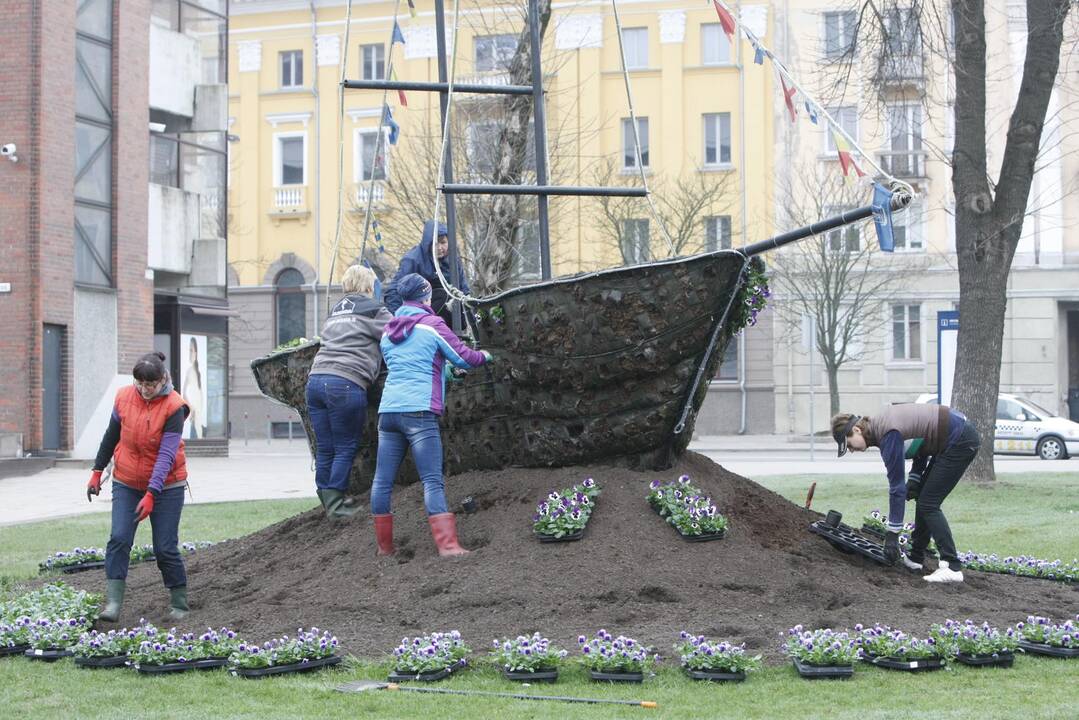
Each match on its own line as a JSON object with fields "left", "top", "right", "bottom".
{"left": 336, "top": 680, "right": 658, "bottom": 709}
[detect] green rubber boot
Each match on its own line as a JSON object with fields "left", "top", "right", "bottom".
{"left": 321, "top": 489, "right": 359, "bottom": 519}
{"left": 99, "top": 579, "right": 125, "bottom": 622}
{"left": 168, "top": 585, "right": 189, "bottom": 621}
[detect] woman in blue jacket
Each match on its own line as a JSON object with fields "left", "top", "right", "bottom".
{"left": 371, "top": 273, "right": 491, "bottom": 557}
{"left": 383, "top": 220, "right": 471, "bottom": 325}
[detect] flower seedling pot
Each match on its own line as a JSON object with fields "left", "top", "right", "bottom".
{"left": 0, "top": 644, "right": 30, "bottom": 657}
{"left": 501, "top": 666, "right": 558, "bottom": 682}
{"left": 535, "top": 528, "right": 584, "bottom": 543}
{"left": 684, "top": 667, "right": 746, "bottom": 682}
{"left": 461, "top": 496, "right": 478, "bottom": 514}
{"left": 869, "top": 656, "right": 946, "bottom": 672}
{"left": 589, "top": 669, "right": 644, "bottom": 683}
{"left": 25, "top": 648, "right": 74, "bottom": 662}
{"left": 1018, "top": 641, "right": 1079, "bottom": 659}
{"left": 825, "top": 510, "right": 843, "bottom": 528}
{"left": 649, "top": 502, "right": 726, "bottom": 542}
{"left": 792, "top": 657, "right": 853, "bottom": 679}
{"left": 955, "top": 651, "right": 1014, "bottom": 668}
{"left": 232, "top": 654, "right": 342, "bottom": 678}
{"left": 74, "top": 654, "right": 129, "bottom": 669}
{"left": 388, "top": 658, "right": 467, "bottom": 682}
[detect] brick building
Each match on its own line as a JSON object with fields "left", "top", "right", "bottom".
{"left": 0, "top": 1, "right": 229, "bottom": 459}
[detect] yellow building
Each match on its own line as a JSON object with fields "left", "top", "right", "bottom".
{"left": 226, "top": 0, "right": 779, "bottom": 436}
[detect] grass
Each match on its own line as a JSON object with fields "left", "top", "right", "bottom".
{"left": 1, "top": 476, "right": 1077, "bottom": 719}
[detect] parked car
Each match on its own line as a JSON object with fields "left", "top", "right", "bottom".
{"left": 914, "top": 393, "right": 1079, "bottom": 460}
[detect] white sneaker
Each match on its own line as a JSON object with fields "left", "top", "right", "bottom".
{"left": 924, "top": 560, "right": 964, "bottom": 584}
{"left": 900, "top": 555, "right": 923, "bottom": 572}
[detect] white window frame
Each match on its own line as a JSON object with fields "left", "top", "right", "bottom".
{"left": 512, "top": 221, "right": 542, "bottom": 281}
{"left": 361, "top": 43, "right": 385, "bottom": 81}
{"left": 700, "top": 23, "right": 731, "bottom": 65}
{"left": 714, "top": 338, "right": 740, "bottom": 382}
{"left": 704, "top": 215, "right": 732, "bottom": 251}
{"left": 823, "top": 106, "right": 859, "bottom": 154}
{"left": 273, "top": 131, "right": 307, "bottom": 186}
{"left": 889, "top": 303, "right": 924, "bottom": 363}
{"left": 822, "top": 10, "right": 857, "bottom": 58}
{"left": 621, "top": 117, "right": 649, "bottom": 170}
{"left": 622, "top": 218, "right": 650, "bottom": 264}
{"left": 702, "top": 112, "right": 732, "bottom": 167}
{"left": 279, "top": 49, "right": 303, "bottom": 88}
{"left": 621, "top": 27, "right": 649, "bottom": 69}
{"left": 886, "top": 103, "right": 924, "bottom": 176}
{"left": 892, "top": 195, "right": 926, "bottom": 252}
{"left": 474, "top": 34, "right": 517, "bottom": 72}
{"left": 883, "top": 6, "right": 921, "bottom": 57}
{"left": 352, "top": 128, "right": 390, "bottom": 183}
{"left": 824, "top": 205, "right": 860, "bottom": 252}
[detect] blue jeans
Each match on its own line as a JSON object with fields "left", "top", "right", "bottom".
{"left": 371, "top": 411, "right": 447, "bottom": 516}
{"left": 305, "top": 374, "right": 367, "bottom": 492}
{"left": 106, "top": 483, "right": 186, "bottom": 588}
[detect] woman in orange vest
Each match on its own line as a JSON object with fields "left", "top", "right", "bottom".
{"left": 86, "top": 351, "right": 191, "bottom": 622}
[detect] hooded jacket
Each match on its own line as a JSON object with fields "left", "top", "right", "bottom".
{"left": 378, "top": 302, "right": 487, "bottom": 415}
{"left": 309, "top": 293, "right": 391, "bottom": 390}
{"left": 384, "top": 220, "right": 471, "bottom": 314}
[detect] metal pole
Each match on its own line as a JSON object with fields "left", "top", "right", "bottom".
{"left": 343, "top": 79, "right": 534, "bottom": 95}
{"left": 243, "top": 411, "right": 248, "bottom": 446}
{"left": 433, "top": 0, "right": 462, "bottom": 334}
{"left": 527, "top": 0, "right": 551, "bottom": 279}
{"left": 809, "top": 314, "right": 815, "bottom": 462}
{"left": 440, "top": 183, "right": 646, "bottom": 197}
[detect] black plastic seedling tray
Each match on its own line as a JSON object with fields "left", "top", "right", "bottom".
{"left": 25, "top": 648, "right": 74, "bottom": 662}
{"left": 589, "top": 669, "right": 644, "bottom": 683}
{"left": 388, "top": 658, "right": 467, "bottom": 682}
{"left": 232, "top": 655, "right": 342, "bottom": 678}
{"left": 649, "top": 502, "right": 726, "bottom": 542}
{"left": 1018, "top": 641, "right": 1079, "bottom": 658}
{"left": 684, "top": 667, "right": 746, "bottom": 682}
{"left": 136, "top": 657, "right": 228, "bottom": 674}
{"left": 0, "top": 644, "right": 30, "bottom": 657}
{"left": 75, "top": 654, "right": 129, "bottom": 669}
{"left": 535, "top": 528, "right": 585, "bottom": 543}
{"left": 810, "top": 521, "right": 889, "bottom": 564}
{"left": 792, "top": 657, "right": 853, "bottom": 679}
{"left": 501, "top": 667, "right": 558, "bottom": 682}
{"left": 867, "top": 655, "right": 946, "bottom": 672}
{"left": 955, "top": 651, "right": 1014, "bottom": 668}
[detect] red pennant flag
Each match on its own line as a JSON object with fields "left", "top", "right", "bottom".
{"left": 780, "top": 77, "right": 797, "bottom": 123}
{"left": 712, "top": 0, "right": 737, "bottom": 40}
{"left": 392, "top": 68, "right": 407, "bottom": 107}
{"left": 831, "top": 130, "right": 865, "bottom": 181}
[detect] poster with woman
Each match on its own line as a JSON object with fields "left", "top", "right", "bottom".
{"left": 180, "top": 334, "right": 207, "bottom": 440}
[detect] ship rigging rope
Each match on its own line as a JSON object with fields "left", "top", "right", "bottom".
{"left": 326, "top": 0, "right": 357, "bottom": 314}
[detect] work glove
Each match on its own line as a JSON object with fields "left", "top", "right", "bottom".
{"left": 87, "top": 470, "right": 103, "bottom": 502}
{"left": 134, "top": 492, "right": 156, "bottom": 523}
{"left": 448, "top": 367, "right": 467, "bottom": 383}
{"left": 883, "top": 531, "right": 901, "bottom": 565}
{"left": 905, "top": 472, "right": 924, "bottom": 502}
{"left": 480, "top": 350, "right": 494, "bottom": 364}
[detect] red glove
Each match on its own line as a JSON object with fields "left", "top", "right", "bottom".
{"left": 87, "top": 470, "right": 103, "bottom": 502}
{"left": 134, "top": 492, "right": 155, "bottom": 523}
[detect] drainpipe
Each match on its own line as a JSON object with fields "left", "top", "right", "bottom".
{"left": 737, "top": 3, "right": 748, "bottom": 434}
{"left": 309, "top": 1, "right": 321, "bottom": 333}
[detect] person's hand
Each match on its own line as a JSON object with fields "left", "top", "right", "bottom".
{"left": 87, "top": 470, "right": 103, "bottom": 503}
{"left": 883, "top": 531, "right": 900, "bottom": 564}
{"left": 448, "top": 367, "right": 466, "bottom": 383}
{"left": 905, "top": 472, "right": 924, "bottom": 502}
{"left": 480, "top": 350, "right": 494, "bottom": 364}
{"left": 134, "top": 492, "right": 155, "bottom": 523}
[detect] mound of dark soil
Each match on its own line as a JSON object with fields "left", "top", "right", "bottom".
{"left": 68, "top": 453, "right": 1077, "bottom": 662}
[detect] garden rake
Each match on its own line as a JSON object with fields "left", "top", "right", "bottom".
{"left": 335, "top": 680, "right": 658, "bottom": 709}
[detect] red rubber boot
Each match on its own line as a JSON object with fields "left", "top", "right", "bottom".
{"left": 427, "top": 513, "right": 470, "bottom": 557}
{"left": 373, "top": 514, "right": 395, "bottom": 556}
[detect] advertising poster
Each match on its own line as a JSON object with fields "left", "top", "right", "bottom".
{"left": 180, "top": 333, "right": 208, "bottom": 440}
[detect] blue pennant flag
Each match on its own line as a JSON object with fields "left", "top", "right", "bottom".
{"left": 804, "top": 101, "right": 818, "bottom": 124}
{"left": 383, "top": 104, "right": 399, "bottom": 145}
{"left": 392, "top": 20, "right": 406, "bottom": 46}
{"left": 872, "top": 182, "right": 895, "bottom": 253}
{"left": 753, "top": 44, "right": 766, "bottom": 65}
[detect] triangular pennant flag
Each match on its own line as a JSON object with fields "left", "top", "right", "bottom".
{"left": 712, "top": 0, "right": 737, "bottom": 40}
{"left": 804, "top": 101, "right": 818, "bottom": 124}
{"left": 780, "top": 76, "right": 797, "bottom": 123}
{"left": 391, "top": 67, "right": 407, "bottom": 106}
{"left": 753, "top": 43, "right": 766, "bottom": 65}
{"left": 831, "top": 129, "right": 865, "bottom": 182}
{"left": 392, "top": 20, "right": 405, "bottom": 46}
{"left": 872, "top": 182, "right": 895, "bottom": 252}
{"left": 406, "top": 0, "right": 417, "bottom": 18}
{"left": 383, "top": 104, "right": 400, "bottom": 145}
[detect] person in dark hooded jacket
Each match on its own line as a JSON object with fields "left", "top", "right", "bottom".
{"left": 383, "top": 220, "right": 471, "bottom": 325}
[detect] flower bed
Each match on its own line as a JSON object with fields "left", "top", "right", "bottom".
{"left": 1016, "top": 615, "right": 1079, "bottom": 658}
{"left": 578, "top": 630, "right": 658, "bottom": 682}
{"left": 532, "top": 479, "right": 600, "bottom": 542}
{"left": 389, "top": 631, "right": 470, "bottom": 681}
{"left": 785, "top": 626, "right": 858, "bottom": 679}
{"left": 1, "top": 583, "right": 99, "bottom": 656}
{"left": 646, "top": 475, "right": 728, "bottom": 541}
{"left": 854, "top": 624, "right": 945, "bottom": 671}
{"left": 490, "top": 633, "right": 566, "bottom": 681}
{"left": 39, "top": 541, "right": 216, "bottom": 574}
{"left": 929, "top": 619, "right": 1018, "bottom": 667}
{"left": 229, "top": 628, "right": 341, "bottom": 678}
{"left": 131, "top": 626, "right": 243, "bottom": 674}
{"left": 675, "top": 631, "right": 760, "bottom": 682}
{"left": 958, "top": 552, "right": 1078, "bottom": 583}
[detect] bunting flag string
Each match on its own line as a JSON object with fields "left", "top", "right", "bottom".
{"left": 711, "top": 0, "right": 737, "bottom": 40}
{"left": 391, "top": 67, "right": 407, "bottom": 106}
{"left": 831, "top": 129, "right": 865, "bottom": 181}
{"left": 383, "top": 104, "right": 400, "bottom": 145}
{"left": 406, "top": 0, "right": 417, "bottom": 18}
{"left": 780, "top": 76, "right": 797, "bottom": 123}
{"left": 391, "top": 20, "right": 406, "bottom": 46}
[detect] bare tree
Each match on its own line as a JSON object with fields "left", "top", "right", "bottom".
{"left": 771, "top": 167, "right": 928, "bottom": 416}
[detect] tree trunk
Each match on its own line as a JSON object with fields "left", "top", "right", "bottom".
{"left": 827, "top": 364, "right": 841, "bottom": 418}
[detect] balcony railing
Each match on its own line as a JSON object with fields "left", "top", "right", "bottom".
{"left": 269, "top": 185, "right": 309, "bottom": 222}
{"left": 877, "top": 150, "right": 928, "bottom": 179}
{"left": 874, "top": 54, "right": 924, "bottom": 86}
{"left": 353, "top": 181, "right": 386, "bottom": 206}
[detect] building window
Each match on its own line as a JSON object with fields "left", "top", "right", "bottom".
{"left": 825, "top": 206, "right": 860, "bottom": 252}
{"left": 621, "top": 27, "right": 648, "bottom": 69}
{"left": 715, "top": 340, "right": 739, "bottom": 381}
{"left": 824, "top": 106, "right": 859, "bottom": 153}
{"left": 622, "top": 117, "right": 649, "bottom": 169}
{"left": 474, "top": 34, "right": 517, "bottom": 72}
{"left": 701, "top": 23, "right": 731, "bottom": 65}
{"left": 275, "top": 134, "right": 306, "bottom": 186}
{"left": 280, "top": 50, "right": 303, "bottom": 88}
{"left": 892, "top": 303, "right": 921, "bottom": 361}
{"left": 703, "top": 112, "right": 731, "bottom": 166}
{"left": 884, "top": 6, "right": 920, "bottom": 57}
{"left": 275, "top": 268, "right": 307, "bottom": 347}
{"left": 512, "top": 221, "right": 542, "bottom": 281}
{"left": 823, "top": 11, "right": 857, "bottom": 58}
{"left": 893, "top": 196, "right": 925, "bottom": 251}
{"left": 885, "top": 103, "right": 924, "bottom": 176}
{"left": 354, "top": 129, "right": 389, "bottom": 182}
{"left": 704, "top": 216, "right": 732, "bottom": 251}
{"left": 621, "top": 219, "right": 650, "bottom": 264}
{"left": 467, "top": 121, "right": 536, "bottom": 176}
{"left": 361, "top": 44, "right": 385, "bottom": 80}
{"left": 75, "top": 0, "right": 113, "bottom": 287}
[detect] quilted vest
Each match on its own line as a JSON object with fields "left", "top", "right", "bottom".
{"left": 112, "top": 385, "right": 188, "bottom": 491}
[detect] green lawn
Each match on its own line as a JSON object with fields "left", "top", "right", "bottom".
{"left": 1, "top": 476, "right": 1077, "bottom": 719}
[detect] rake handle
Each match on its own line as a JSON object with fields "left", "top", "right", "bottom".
{"left": 386, "top": 683, "right": 657, "bottom": 708}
